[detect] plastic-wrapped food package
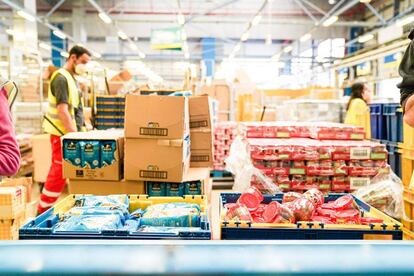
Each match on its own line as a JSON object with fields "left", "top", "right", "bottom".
{"left": 225, "top": 203, "right": 252, "bottom": 221}
{"left": 237, "top": 187, "right": 264, "bottom": 211}
{"left": 291, "top": 197, "right": 315, "bottom": 221}
{"left": 74, "top": 195, "right": 129, "bottom": 214}
{"left": 282, "top": 192, "right": 302, "bottom": 203}
{"left": 353, "top": 170, "right": 404, "bottom": 219}
{"left": 55, "top": 214, "right": 123, "bottom": 232}
{"left": 137, "top": 226, "right": 202, "bottom": 233}
{"left": 122, "top": 219, "right": 141, "bottom": 232}
{"left": 303, "top": 188, "right": 324, "bottom": 207}
{"left": 140, "top": 203, "right": 201, "bottom": 227}
{"left": 65, "top": 207, "right": 126, "bottom": 222}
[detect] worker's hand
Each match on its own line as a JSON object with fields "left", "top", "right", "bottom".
{"left": 404, "top": 94, "right": 414, "bottom": 127}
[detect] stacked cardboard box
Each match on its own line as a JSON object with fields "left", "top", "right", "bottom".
{"left": 62, "top": 130, "right": 145, "bottom": 194}
{"left": 0, "top": 186, "right": 26, "bottom": 240}
{"left": 124, "top": 95, "right": 190, "bottom": 183}
{"left": 95, "top": 95, "right": 125, "bottom": 130}
{"left": 189, "top": 96, "right": 214, "bottom": 168}
{"left": 213, "top": 122, "right": 238, "bottom": 170}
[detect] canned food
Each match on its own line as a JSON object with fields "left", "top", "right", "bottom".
{"left": 262, "top": 201, "right": 282, "bottom": 223}
{"left": 334, "top": 209, "right": 360, "bottom": 224}
{"left": 237, "top": 187, "right": 264, "bottom": 211}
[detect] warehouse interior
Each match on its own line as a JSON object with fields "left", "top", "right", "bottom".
{"left": 1, "top": 0, "right": 414, "bottom": 274}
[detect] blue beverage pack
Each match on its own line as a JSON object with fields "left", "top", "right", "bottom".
{"left": 80, "top": 141, "right": 101, "bottom": 169}
{"left": 146, "top": 182, "right": 167, "bottom": 196}
{"left": 184, "top": 181, "right": 202, "bottom": 195}
{"left": 101, "top": 141, "right": 116, "bottom": 167}
{"left": 63, "top": 140, "right": 81, "bottom": 166}
{"left": 166, "top": 183, "right": 185, "bottom": 196}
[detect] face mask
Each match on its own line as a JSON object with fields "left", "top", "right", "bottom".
{"left": 75, "top": 63, "right": 87, "bottom": 75}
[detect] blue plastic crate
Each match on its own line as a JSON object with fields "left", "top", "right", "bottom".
{"left": 386, "top": 142, "right": 402, "bottom": 178}
{"left": 20, "top": 195, "right": 211, "bottom": 240}
{"left": 370, "top": 104, "right": 386, "bottom": 140}
{"left": 220, "top": 193, "right": 402, "bottom": 240}
{"left": 383, "top": 103, "right": 403, "bottom": 143}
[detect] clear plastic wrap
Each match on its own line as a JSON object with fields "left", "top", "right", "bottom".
{"left": 353, "top": 170, "right": 404, "bottom": 219}
{"left": 225, "top": 136, "right": 281, "bottom": 194}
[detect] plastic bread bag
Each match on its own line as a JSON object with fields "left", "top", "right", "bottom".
{"left": 225, "top": 135, "right": 281, "bottom": 194}
{"left": 353, "top": 169, "right": 403, "bottom": 219}
{"left": 140, "top": 203, "right": 201, "bottom": 227}
{"left": 54, "top": 214, "right": 123, "bottom": 232}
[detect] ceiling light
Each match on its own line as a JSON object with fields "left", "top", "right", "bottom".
{"left": 39, "top": 42, "right": 51, "bottom": 50}
{"left": 129, "top": 42, "right": 138, "bottom": 51}
{"left": 139, "top": 52, "right": 146, "bottom": 59}
{"left": 5, "top": 29, "right": 13, "bottom": 36}
{"left": 241, "top": 32, "right": 249, "bottom": 42}
{"left": 396, "top": 15, "right": 414, "bottom": 27}
{"left": 98, "top": 12, "right": 112, "bottom": 24}
{"left": 251, "top": 14, "right": 262, "bottom": 26}
{"left": 181, "top": 31, "right": 187, "bottom": 41}
{"left": 283, "top": 45, "right": 293, "bottom": 53}
{"left": 300, "top": 33, "right": 311, "bottom": 42}
{"left": 177, "top": 13, "right": 185, "bottom": 25}
{"left": 53, "top": 29, "right": 67, "bottom": 39}
{"left": 17, "top": 10, "right": 35, "bottom": 22}
{"left": 271, "top": 53, "right": 280, "bottom": 60}
{"left": 117, "top": 30, "right": 128, "bottom": 40}
{"left": 92, "top": 52, "right": 102, "bottom": 58}
{"left": 234, "top": 43, "right": 241, "bottom": 52}
{"left": 60, "top": 51, "right": 69, "bottom": 58}
{"left": 322, "top": 15, "right": 338, "bottom": 27}
{"left": 358, "top": 33, "right": 374, "bottom": 43}
{"left": 266, "top": 34, "right": 272, "bottom": 45}
{"left": 184, "top": 52, "right": 190, "bottom": 59}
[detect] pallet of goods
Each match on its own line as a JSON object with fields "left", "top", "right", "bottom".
{"left": 213, "top": 121, "right": 237, "bottom": 171}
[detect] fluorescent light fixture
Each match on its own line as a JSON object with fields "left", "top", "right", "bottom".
{"left": 129, "top": 42, "right": 138, "bottom": 51}
{"left": 241, "top": 32, "right": 249, "bottom": 42}
{"left": 184, "top": 52, "right": 190, "bottom": 59}
{"left": 92, "top": 52, "right": 102, "bottom": 58}
{"left": 60, "top": 51, "right": 69, "bottom": 58}
{"left": 234, "top": 43, "right": 241, "bottom": 52}
{"left": 251, "top": 14, "right": 262, "bottom": 26}
{"left": 5, "top": 29, "right": 13, "bottom": 36}
{"left": 322, "top": 15, "right": 338, "bottom": 27}
{"left": 53, "top": 29, "right": 67, "bottom": 39}
{"left": 177, "top": 13, "right": 185, "bottom": 25}
{"left": 139, "top": 52, "right": 146, "bottom": 59}
{"left": 358, "top": 33, "right": 374, "bottom": 43}
{"left": 300, "top": 33, "right": 311, "bottom": 42}
{"left": 271, "top": 53, "right": 280, "bottom": 60}
{"left": 283, "top": 45, "right": 293, "bottom": 53}
{"left": 17, "top": 10, "right": 35, "bottom": 22}
{"left": 266, "top": 34, "right": 272, "bottom": 45}
{"left": 117, "top": 30, "right": 128, "bottom": 40}
{"left": 98, "top": 12, "right": 112, "bottom": 24}
{"left": 396, "top": 15, "right": 414, "bottom": 27}
{"left": 39, "top": 42, "right": 51, "bottom": 50}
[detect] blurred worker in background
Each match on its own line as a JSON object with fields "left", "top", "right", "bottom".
{"left": 38, "top": 45, "right": 91, "bottom": 214}
{"left": 345, "top": 82, "right": 372, "bottom": 139}
{"left": 398, "top": 29, "right": 414, "bottom": 127}
{"left": 0, "top": 80, "right": 20, "bottom": 177}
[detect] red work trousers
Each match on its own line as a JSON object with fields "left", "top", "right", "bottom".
{"left": 37, "top": 135, "right": 66, "bottom": 214}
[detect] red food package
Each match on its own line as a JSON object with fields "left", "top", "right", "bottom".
{"left": 316, "top": 207, "right": 336, "bottom": 218}
{"left": 253, "top": 216, "right": 266, "bottom": 223}
{"left": 238, "top": 187, "right": 264, "bottom": 211}
{"left": 333, "top": 195, "right": 355, "bottom": 211}
{"left": 320, "top": 202, "right": 336, "bottom": 210}
{"left": 360, "top": 217, "right": 384, "bottom": 225}
{"left": 312, "top": 216, "right": 333, "bottom": 224}
{"left": 335, "top": 209, "right": 361, "bottom": 224}
{"left": 280, "top": 203, "right": 296, "bottom": 223}
{"left": 303, "top": 188, "right": 324, "bottom": 207}
{"left": 225, "top": 204, "right": 252, "bottom": 221}
{"left": 262, "top": 201, "right": 282, "bottom": 222}
{"left": 251, "top": 204, "right": 266, "bottom": 217}
{"left": 282, "top": 192, "right": 302, "bottom": 203}
{"left": 291, "top": 197, "right": 315, "bottom": 221}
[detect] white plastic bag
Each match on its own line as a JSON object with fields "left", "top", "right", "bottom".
{"left": 225, "top": 135, "right": 281, "bottom": 194}
{"left": 353, "top": 169, "right": 403, "bottom": 219}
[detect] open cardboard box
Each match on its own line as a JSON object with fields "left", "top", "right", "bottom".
{"left": 62, "top": 130, "right": 124, "bottom": 181}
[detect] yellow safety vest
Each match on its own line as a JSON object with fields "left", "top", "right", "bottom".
{"left": 345, "top": 98, "right": 371, "bottom": 139}
{"left": 43, "top": 68, "right": 82, "bottom": 136}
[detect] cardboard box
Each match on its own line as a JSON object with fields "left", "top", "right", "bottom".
{"left": 189, "top": 96, "right": 213, "bottom": 130}
{"left": 1, "top": 177, "right": 33, "bottom": 203}
{"left": 68, "top": 179, "right": 145, "bottom": 195}
{"left": 0, "top": 186, "right": 26, "bottom": 219}
{"left": 124, "top": 137, "right": 190, "bottom": 182}
{"left": 32, "top": 134, "right": 52, "bottom": 183}
{"left": 125, "top": 95, "right": 189, "bottom": 140}
{"left": 190, "top": 130, "right": 213, "bottom": 168}
{"left": 62, "top": 130, "right": 124, "bottom": 181}
{"left": 0, "top": 212, "right": 25, "bottom": 240}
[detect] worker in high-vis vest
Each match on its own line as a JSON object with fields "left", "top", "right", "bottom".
{"left": 38, "top": 46, "right": 91, "bottom": 214}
